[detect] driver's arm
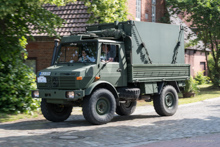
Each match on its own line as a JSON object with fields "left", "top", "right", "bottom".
{"left": 86, "top": 56, "right": 95, "bottom": 62}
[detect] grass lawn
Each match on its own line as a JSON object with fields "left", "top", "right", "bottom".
{"left": 0, "top": 111, "right": 42, "bottom": 123}
{"left": 1, "top": 84, "right": 220, "bottom": 123}
{"left": 178, "top": 84, "right": 220, "bottom": 105}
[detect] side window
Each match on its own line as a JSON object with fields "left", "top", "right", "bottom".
{"left": 101, "top": 44, "right": 119, "bottom": 62}
{"left": 114, "top": 45, "right": 119, "bottom": 62}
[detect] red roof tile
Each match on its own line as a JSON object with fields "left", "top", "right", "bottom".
{"left": 30, "top": 2, "right": 90, "bottom": 36}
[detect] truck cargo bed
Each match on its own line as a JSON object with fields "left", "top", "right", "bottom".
{"left": 128, "top": 64, "right": 190, "bottom": 83}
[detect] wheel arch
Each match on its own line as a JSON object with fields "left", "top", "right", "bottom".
{"left": 166, "top": 81, "right": 180, "bottom": 93}
{"left": 85, "top": 81, "right": 119, "bottom": 100}
{"left": 157, "top": 81, "right": 180, "bottom": 94}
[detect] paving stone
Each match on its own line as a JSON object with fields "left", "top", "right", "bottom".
{"left": 0, "top": 98, "right": 220, "bottom": 147}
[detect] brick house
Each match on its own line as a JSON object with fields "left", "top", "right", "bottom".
{"left": 26, "top": 0, "right": 208, "bottom": 77}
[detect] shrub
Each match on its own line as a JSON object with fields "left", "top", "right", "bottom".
{"left": 0, "top": 37, "right": 40, "bottom": 114}
{"left": 183, "top": 76, "right": 200, "bottom": 97}
{"left": 208, "top": 54, "right": 220, "bottom": 86}
{"left": 194, "top": 71, "right": 210, "bottom": 85}
{"left": 0, "top": 61, "right": 40, "bottom": 114}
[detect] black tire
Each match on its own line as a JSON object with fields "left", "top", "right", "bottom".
{"left": 116, "top": 101, "right": 137, "bottom": 116}
{"left": 153, "top": 85, "right": 178, "bottom": 116}
{"left": 118, "top": 88, "right": 140, "bottom": 99}
{"left": 82, "top": 88, "right": 116, "bottom": 125}
{"left": 41, "top": 99, "right": 73, "bottom": 122}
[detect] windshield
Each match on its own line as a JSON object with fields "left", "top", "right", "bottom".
{"left": 56, "top": 42, "right": 97, "bottom": 64}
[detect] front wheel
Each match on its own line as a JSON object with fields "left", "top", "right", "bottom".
{"left": 116, "top": 101, "right": 137, "bottom": 116}
{"left": 41, "top": 99, "right": 73, "bottom": 122}
{"left": 82, "top": 89, "right": 116, "bottom": 125}
{"left": 153, "top": 85, "right": 178, "bottom": 116}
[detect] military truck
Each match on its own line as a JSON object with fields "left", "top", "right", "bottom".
{"left": 32, "top": 21, "right": 190, "bottom": 125}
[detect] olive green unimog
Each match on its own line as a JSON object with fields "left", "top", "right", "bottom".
{"left": 32, "top": 21, "right": 190, "bottom": 124}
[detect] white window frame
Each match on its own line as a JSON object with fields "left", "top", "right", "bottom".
{"left": 136, "top": 0, "right": 141, "bottom": 21}
{"left": 152, "top": 0, "right": 156, "bottom": 5}
{"left": 152, "top": 0, "right": 156, "bottom": 22}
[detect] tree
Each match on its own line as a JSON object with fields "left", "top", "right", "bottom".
{"left": 0, "top": 0, "right": 69, "bottom": 113}
{"left": 83, "top": 0, "right": 128, "bottom": 23}
{"left": 0, "top": 0, "right": 128, "bottom": 113}
{"left": 166, "top": 0, "right": 220, "bottom": 86}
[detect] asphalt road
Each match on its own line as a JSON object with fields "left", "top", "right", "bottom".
{"left": 0, "top": 97, "right": 220, "bottom": 147}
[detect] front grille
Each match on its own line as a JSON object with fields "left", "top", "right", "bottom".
{"left": 52, "top": 77, "right": 59, "bottom": 87}
{"left": 60, "top": 77, "right": 76, "bottom": 88}
{"left": 37, "top": 76, "right": 76, "bottom": 89}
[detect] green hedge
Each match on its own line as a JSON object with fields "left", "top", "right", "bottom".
{"left": 0, "top": 37, "right": 40, "bottom": 114}
{"left": 194, "top": 71, "right": 210, "bottom": 85}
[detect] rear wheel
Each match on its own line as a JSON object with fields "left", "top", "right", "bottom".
{"left": 153, "top": 85, "right": 178, "bottom": 116}
{"left": 83, "top": 89, "right": 116, "bottom": 125}
{"left": 41, "top": 99, "right": 72, "bottom": 122}
{"left": 116, "top": 100, "right": 137, "bottom": 116}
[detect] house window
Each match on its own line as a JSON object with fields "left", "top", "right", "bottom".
{"left": 200, "top": 62, "right": 206, "bottom": 75}
{"left": 152, "top": 0, "right": 156, "bottom": 22}
{"left": 136, "top": 0, "right": 141, "bottom": 21}
{"left": 25, "top": 58, "right": 37, "bottom": 73}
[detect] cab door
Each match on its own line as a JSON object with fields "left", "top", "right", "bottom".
{"left": 99, "top": 43, "right": 127, "bottom": 87}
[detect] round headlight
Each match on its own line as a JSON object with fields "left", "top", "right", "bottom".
{"left": 66, "top": 91, "right": 74, "bottom": 98}
{"left": 32, "top": 90, "right": 39, "bottom": 98}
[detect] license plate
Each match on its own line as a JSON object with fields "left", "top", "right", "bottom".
{"left": 37, "top": 76, "right": 47, "bottom": 83}
{"left": 40, "top": 72, "right": 51, "bottom": 76}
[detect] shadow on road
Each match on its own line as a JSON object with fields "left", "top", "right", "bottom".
{"left": 0, "top": 114, "right": 160, "bottom": 130}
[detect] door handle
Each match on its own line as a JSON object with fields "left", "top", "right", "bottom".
{"left": 117, "top": 68, "right": 122, "bottom": 72}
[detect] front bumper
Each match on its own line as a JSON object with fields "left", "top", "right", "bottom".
{"left": 32, "top": 89, "right": 85, "bottom": 101}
